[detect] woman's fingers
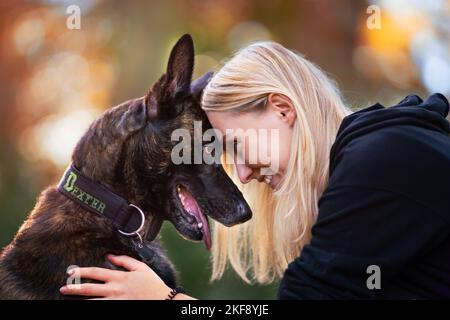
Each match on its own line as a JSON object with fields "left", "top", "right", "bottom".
{"left": 68, "top": 266, "right": 122, "bottom": 282}
{"left": 60, "top": 283, "right": 113, "bottom": 297}
{"left": 107, "top": 254, "right": 146, "bottom": 271}
{"left": 60, "top": 255, "right": 148, "bottom": 298}
{"left": 60, "top": 255, "right": 174, "bottom": 299}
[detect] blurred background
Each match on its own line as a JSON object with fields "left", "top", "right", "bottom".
{"left": 0, "top": 0, "right": 449, "bottom": 299}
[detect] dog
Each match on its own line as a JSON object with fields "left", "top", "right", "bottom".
{"left": 0, "top": 34, "right": 252, "bottom": 299}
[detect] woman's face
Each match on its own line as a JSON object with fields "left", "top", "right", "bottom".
{"left": 205, "top": 94, "right": 296, "bottom": 190}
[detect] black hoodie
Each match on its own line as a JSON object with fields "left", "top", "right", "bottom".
{"left": 278, "top": 93, "right": 450, "bottom": 299}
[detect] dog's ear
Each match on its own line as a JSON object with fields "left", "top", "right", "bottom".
{"left": 117, "top": 99, "right": 147, "bottom": 135}
{"left": 166, "top": 34, "right": 195, "bottom": 94}
{"left": 191, "top": 70, "right": 214, "bottom": 102}
{"left": 147, "top": 34, "right": 194, "bottom": 119}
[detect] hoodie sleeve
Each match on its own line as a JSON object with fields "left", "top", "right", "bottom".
{"left": 277, "top": 186, "right": 449, "bottom": 299}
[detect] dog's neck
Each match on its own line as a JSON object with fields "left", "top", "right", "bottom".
{"left": 68, "top": 115, "right": 168, "bottom": 243}
{"left": 59, "top": 162, "right": 164, "bottom": 243}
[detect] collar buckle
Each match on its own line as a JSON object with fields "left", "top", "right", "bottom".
{"left": 118, "top": 204, "right": 145, "bottom": 247}
{"left": 118, "top": 204, "right": 145, "bottom": 236}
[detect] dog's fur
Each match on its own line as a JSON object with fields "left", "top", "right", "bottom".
{"left": 0, "top": 34, "right": 251, "bottom": 299}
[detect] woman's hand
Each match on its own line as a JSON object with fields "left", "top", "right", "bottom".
{"left": 60, "top": 254, "right": 172, "bottom": 300}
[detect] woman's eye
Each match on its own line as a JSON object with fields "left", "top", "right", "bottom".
{"left": 236, "top": 141, "right": 245, "bottom": 157}
{"left": 222, "top": 139, "right": 242, "bottom": 159}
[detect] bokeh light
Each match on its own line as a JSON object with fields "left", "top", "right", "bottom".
{"left": 0, "top": 0, "right": 448, "bottom": 300}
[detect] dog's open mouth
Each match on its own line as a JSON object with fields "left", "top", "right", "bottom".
{"left": 176, "top": 184, "right": 211, "bottom": 250}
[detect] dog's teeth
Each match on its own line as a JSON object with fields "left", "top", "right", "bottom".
{"left": 197, "top": 222, "right": 203, "bottom": 229}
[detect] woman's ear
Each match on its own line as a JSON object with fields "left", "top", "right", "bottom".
{"left": 267, "top": 93, "right": 297, "bottom": 126}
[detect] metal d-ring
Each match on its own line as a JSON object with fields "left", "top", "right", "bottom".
{"left": 118, "top": 204, "right": 145, "bottom": 241}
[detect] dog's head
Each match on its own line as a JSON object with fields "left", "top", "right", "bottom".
{"left": 72, "top": 34, "right": 252, "bottom": 249}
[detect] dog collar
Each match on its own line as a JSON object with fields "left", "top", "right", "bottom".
{"left": 57, "top": 163, "right": 161, "bottom": 244}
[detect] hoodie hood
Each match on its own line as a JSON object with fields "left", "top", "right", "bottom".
{"left": 329, "top": 93, "right": 450, "bottom": 174}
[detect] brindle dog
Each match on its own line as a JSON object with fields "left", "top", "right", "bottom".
{"left": 0, "top": 34, "right": 252, "bottom": 299}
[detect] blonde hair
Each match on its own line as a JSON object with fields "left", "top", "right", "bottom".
{"left": 201, "top": 41, "right": 351, "bottom": 284}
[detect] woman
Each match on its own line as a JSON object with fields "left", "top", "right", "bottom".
{"left": 60, "top": 41, "right": 450, "bottom": 299}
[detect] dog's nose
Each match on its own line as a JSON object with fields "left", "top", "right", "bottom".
{"left": 237, "top": 202, "right": 246, "bottom": 215}
{"left": 236, "top": 201, "right": 252, "bottom": 223}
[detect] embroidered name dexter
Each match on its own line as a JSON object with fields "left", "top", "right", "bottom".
{"left": 63, "top": 171, "right": 106, "bottom": 214}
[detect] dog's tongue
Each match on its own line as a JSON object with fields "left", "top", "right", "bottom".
{"left": 182, "top": 192, "right": 211, "bottom": 250}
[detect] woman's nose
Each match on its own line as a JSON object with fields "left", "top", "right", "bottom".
{"left": 235, "top": 163, "right": 254, "bottom": 184}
